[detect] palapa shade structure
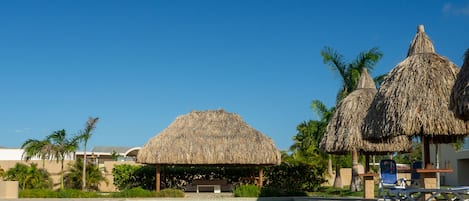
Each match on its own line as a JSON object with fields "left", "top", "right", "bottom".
{"left": 362, "top": 25, "right": 468, "bottom": 168}
{"left": 321, "top": 68, "right": 412, "bottom": 155}
{"left": 137, "top": 109, "right": 281, "bottom": 191}
{"left": 320, "top": 68, "right": 412, "bottom": 171}
{"left": 450, "top": 49, "right": 469, "bottom": 120}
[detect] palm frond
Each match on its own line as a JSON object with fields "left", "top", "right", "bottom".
{"left": 351, "top": 47, "right": 383, "bottom": 72}
{"left": 321, "top": 46, "right": 348, "bottom": 82}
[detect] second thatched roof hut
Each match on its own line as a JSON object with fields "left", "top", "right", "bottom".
{"left": 363, "top": 25, "right": 466, "bottom": 143}
{"left": 321, "top": 68, "right": 412, "bottom": 155}
{"left": 362, "top": 25, "right": 468, "bottom": 168}
{"left": 451, "top": 49, "right": 469, "bottom": 120}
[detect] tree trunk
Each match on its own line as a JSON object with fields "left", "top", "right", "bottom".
{"left": 349, "top": 149, "right": 361, "bottom": 192}
{"left": 328, "top": 155, "right": 333, "bottom": 177}
{"left": 333, "top": 160, "right": 343, "bottom": 188}
{"left": 60, "top": 158, "right": 65, "bottom": 190}
{"left": 82, "top": 144, "right": 87, "bottom": 191}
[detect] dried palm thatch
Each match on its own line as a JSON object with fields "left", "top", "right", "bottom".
{"left": 137, "top": 109, "right": 281, "bottom": 165}
{"left": 450, "top": 49, "right": 469, "bottom": 120}
{"left": 363, "top": 25, "right": 467, "bottom": 144}
{"left": 320, "top": 69, "right": 412, "bottom": 154}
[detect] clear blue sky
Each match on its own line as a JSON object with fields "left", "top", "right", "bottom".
{"left": 1, "top": 0, "right": 468, "bottom": 151}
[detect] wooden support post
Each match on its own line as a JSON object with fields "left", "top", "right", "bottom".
{"left": 423, "top": 136, "right": 431, "bottom": 169}
{"left": 365, "top": 154, "right": 370, "bottom": 173}
{"left": 156, "top": 165, "right": 160, "bottom": 192}
{"left": 258, "top": 167, "right": 264, "bottom": 188}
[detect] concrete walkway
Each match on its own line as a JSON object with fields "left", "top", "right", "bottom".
{"left": 1, "top": 197, "right": 367, "bottom": 201}
{"left": 3, "top": 193, "right": 367, "bottom": 201}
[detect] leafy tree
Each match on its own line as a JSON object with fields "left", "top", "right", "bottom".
{"left": 265, "top": 151, "right": 327, "bottom": 193}
{"left": 4, "top": 163, "right": 51, "bottom": 190}
{"left": 393, "top": 140, "right": 422, "bottom": 164}
{"left": 21, "top": 138, "right": 52, "bottom": 169}
{"left": 111, "top": 150, "right": 121, "bottom": 161}
{"left": 112, "top": 164, "right": 142, "bottom": 190}
{"left": 310, "top": 100, "right": 335, "bottom": 177}
{"left": 47, "top": 129, "right": 81, "bottom": 190}
{"left": 77, "top": 117, "right": 99, "bottom": 191}
{"left": 65, "top": 158, "right": 107, "bottom": 191}
{"left": 320, "top": 46, "right": 383, "bottom": 191}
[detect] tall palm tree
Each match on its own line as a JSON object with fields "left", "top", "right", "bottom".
{"left": 320, "top": 46, "right": 383, "bottom": 191}
{"left": 78, "top": 117, "right": 99, "bottom": 191}
{"left": 321, "top": 46, "right": 383, "bottom": 101}
{"left": 47, "top": 129, "right": 81, "bottom": 190}
{"left": 21, "top": 138, "right": 52, "bottom": 169}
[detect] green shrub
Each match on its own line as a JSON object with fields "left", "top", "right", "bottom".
{"left": 156, "top": 188, "right": 185, "bottom": 197}
{"left": 111, "top": 187, "right": 156, "bottom": 197}
{"left": 57, "top": 189, "right": 100, "bottom": 198}
{"left": 19, "top": 189, "right": 100, "bottom": 198}
{"left": 264, "top": 161, "right": 326, "bottom": 193}
{"left": 65, "top": 159, "right": 107, "bottom": 190}
{"left": 5, "top": 163, "right": 52, "bottom": 190}
{"left": 20, "top": 189, "right": 57, "bottom": 198}
{"left": 112, "top": 164, "right": 155, "bottom": 190}
{"left": 233, "top": 184, "right": 260, "bottom": 197}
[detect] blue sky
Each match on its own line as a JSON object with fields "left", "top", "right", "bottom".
{"left": 0, "top": 0, "right": 468, "bottom": 151}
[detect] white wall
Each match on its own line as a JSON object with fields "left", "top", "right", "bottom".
{"left": 0, "top": 148, "right": 74, "bottom": 161}
{"left": 432, "top": 143, "right": 469, "bottom": 186}
{"left": 0, "top": 149, "right": 28, "bottom": 160}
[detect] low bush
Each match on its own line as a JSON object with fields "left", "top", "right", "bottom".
{"left": 157, "top": 188, "right": 185, "bottom": 197}
{"left": 20, "top": 188, "right": 184, "bottom": 198}
{"left": 19, "top": 189, "right": 100, "bottom": 198}
{"left": 20, "top": 189, "right": 56, "bottom": 198}
{"left": 57, "top": 189, "right": 100, "bottom": 198}
{"left": 111, "top": 187, "right": 184, "bottom": 198}
{"left": 233, "top": 185, "right": 260, "bottom": 197}
{"left": 111, "top": 187, "right": 156, "bottom": 197}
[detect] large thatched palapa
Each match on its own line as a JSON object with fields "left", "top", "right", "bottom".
{"left": 137, "top": 109, "right": 281, "bottom": 165}
{"left": 451, "top": 49, "right": 469, "bottom": 120}
{"left": 137, "top": 109, "right": 281, "bottom": 191}
{"left": 362, "top": 25, "right": 468, "bottom": 168}
{"left": 321, "top": 68, "right": 412, "bottom": 155}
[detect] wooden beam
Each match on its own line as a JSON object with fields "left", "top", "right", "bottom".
{"left": 423, "top": 136, "right": 431, "bottom": 169}
{"left": 365, "top": 154, "right": 370, "bottom": 173}
{"left": 156, "top": 165, "right": 161, "bottom": 192}
{"left": 258, "top": 167, "right": 263, "bottom": 188}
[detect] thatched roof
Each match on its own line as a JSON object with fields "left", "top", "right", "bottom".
{"left": 363, "top": 25, "right": 468, "bottom": 143}
{"left": 450, "top": 49, "right": 469, "bottom": 120}
{"left": 137, "top": 109, "right": 281, "bottom": 165}
{"left": 320, "top": 69, "right": 412, "bottom": 154}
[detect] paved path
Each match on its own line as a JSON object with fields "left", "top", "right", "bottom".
{"left": 2, "top": 193, "right": 367, "bottom": 201}
{"left": 1, "top": 198, "right": 368, "bottom": 201}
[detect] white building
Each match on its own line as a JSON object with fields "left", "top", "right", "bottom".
{"left": 433, "top": 137, "right": 469, "bottom": 186}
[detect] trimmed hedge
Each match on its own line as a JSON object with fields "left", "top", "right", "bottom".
{"left": 19, "top": 188, "right": 184, "bottom": 198}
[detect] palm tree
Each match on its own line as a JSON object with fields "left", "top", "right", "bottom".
{"left": 78, "top": 117, "right": 99, "bottom": 191}
{"left": 321, "top": 46, "right": 383, "bottom": 101}
{"left": 320, "top": 46, "right": 383, "bottom": 191}
{"left": 21, "top": 138, "right": 52, "bottom": 169}
{"left": 65, "top": 158, "right": 107, "bottom": 190}
{"left": 47, "top": 129, "right": 81, "bottom": 190}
